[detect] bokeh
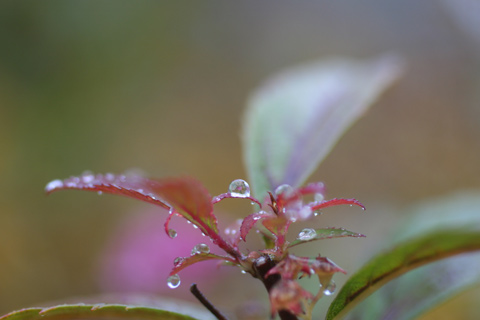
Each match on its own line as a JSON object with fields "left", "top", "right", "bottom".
{"left": 1, "top": 1, "right": 480, "bottom": 319}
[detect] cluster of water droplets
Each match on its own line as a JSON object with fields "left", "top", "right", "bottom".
{"left": 191, "top": 243, "right": 210, "bottom": 255}
{"left": 296, "top": 228, "right": 317, "bottom": 241}
{"left": 228, "top": 179, "right": 250, "bottom": 198}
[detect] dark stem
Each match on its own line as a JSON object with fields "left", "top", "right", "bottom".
{"left": 253, "top": 255, "right": 298, "bottom": 320}
{"left": 190, "top": 283, "right": 229, "bottom": 320}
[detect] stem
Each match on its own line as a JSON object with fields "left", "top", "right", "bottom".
{"left": 253, "top": 255, "right": 298, "bottom": 320}
{"left": 190, "top": 283, "right": 229, "bottom": 320}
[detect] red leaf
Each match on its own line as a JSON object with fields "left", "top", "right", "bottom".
{"left": 240, "top": 211, "right": 273, "bottom": 241}
{"left": 149, "top": 176, "right": 217, "bottom": 234}
{"left": 169, "top": 253, "right": 236, "bottom": 276}
{"left": 45, "top": 173, "right": 170, "bottom": 209}
{"left": 46, "top": 174, "right": 217, "bottom": 233}
{"left": 47, "top": 173, "right": 242, "bottom": 259}
{"left": 310, "top": 198, "right": 365, "bottom": 211}
{"left": 267, "top": 254, "right": 346, "bottom": 280}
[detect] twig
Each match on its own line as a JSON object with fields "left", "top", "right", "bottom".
{"left": 190, "top": 283, "right": 229, "bottom": 320}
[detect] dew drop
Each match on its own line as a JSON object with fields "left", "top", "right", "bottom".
{"left": 97, "top": 191, "right": 103, "bottom": 195}
{"left": 173, "top": 257, "right": 185, "bottom": 267}
{"left": 228, "top": 179, "right": 251, "bottom": 197}
{"left": 82, "top": 171, "right": 95, "bottom": 183}
{"left": 167, "top": 274, "right": 181, "bottom": 289}
{"left": 45, "top": 179, "right": 63, "bottom": 192}
{"left": 275, "top": 184, "right": 294, "bottom": 197}
{"left": 314, "top": 193, "right": 325, "bottom": 202}
{"left": 323, "top": 280, "right": 336, "bottom": 296}
{"left": 297, "top": 228, "right": 317, "bottom": 241}
{"left": 191, "top": 243, "right": 210, "bottom": 255}
{"left": 240, "top": 270, "right": 247, "bottom": 274}
{"left": 168, "top": 229, "right": 177, "bottom": 239}
{"left": 105, "top": 173, "right": 115, "bottom": 181}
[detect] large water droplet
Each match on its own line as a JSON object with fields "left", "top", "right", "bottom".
{"left": 275, "top": 184, "right": 294, "bottom": 197}
{"left": 173, "top": 257, "right": 185, "bottom": 267}
{"left": 297, "top": 228, "right": 317, "bottom": 241}
{"left": 323, "top": 280, "right": 336, "bottom": 296}
{"left": 167, "top": 274, "right": 181, "bottom": 289}
{"left": 168, "top": 229, "right": 177, "bottom": 238}
{"left": 228, "top": 179, "right": 250, "bottom": 197}
{"left": 45, "top": 179, "right": 63, "bottom": 192}
{"left": 191, "top": 243, "right": 210, "bottom": 255}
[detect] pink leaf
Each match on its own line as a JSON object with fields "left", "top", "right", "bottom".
{"left": 169, "top": 253, "right": 236, "bottom": 276}
{"left": 310, "top": 198, "right": 365, "bottom": 211}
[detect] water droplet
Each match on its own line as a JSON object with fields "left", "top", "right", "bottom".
{"left": 275, "top": 184, "right": 294, "bottom": 197}
{"left": 105, "top": 173, "right": 115, "bottom": 181}
{"left": 45, "top": 179, "right": 63, "bottom": 192}
{"left": 173, "top": 257, "right": 185, "bottom": 267}
{"left": 323, "top": 280, "right": 336, "bottom": 296}
{"left": 297, "top": 228, "right": 317, "bottom": 241}
{"left": 240, "top": 270, "right": 247, "bottom": 274}
{"left": 97, "top": 191, "right": 103, "bottom": 195}
{"left": 228, "top": 179, "right": 251, "bottom": 197}
{"left": 167, "top": 274, "right": 181, "bottom": 289}
{"left": 192, "top": 224, "right": 198, "bottom": 229}
{"left": 168, "top": 229, "right": 177, "bottom": 238}
{"left": 191, "top": 243, "right": 210, "bottom": 255}
{"left": 82, "top": 171, "right": 95, "bottom": 183}
{"left": 314, "top": 193, "right": 324, "bottom": 202}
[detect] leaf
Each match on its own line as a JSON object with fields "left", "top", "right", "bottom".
{"left": 310, "top": 198, "right": 365, "bottom": 211}
{"left": 169, "top": 253, "right": 236, "bottom": 276}
{"left": 288, "top": 228, "right": 365, "bottom": 248}
{"left": 45, "top": 172, "right": 170, "bottom": 209}
{"left": 46, "top": 174, "right": 217, "bottom": 234}
{"left": 346, "top": 191, "right": 480, "bottom": 320}
{"left": 240, "top": 211, "right": 273, "bottom": 241}
{"left": 0, "top": 304, "right": 199, "bottom": 320}
{"left": 242, "top": 55, "right": 404, "bottom": 198}
{"left": 325, "top": 229, "right": 480, "bottom": 320}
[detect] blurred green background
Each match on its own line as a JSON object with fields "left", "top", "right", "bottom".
{"left": 1, "top": 1, "right": 480, "bottom": 319}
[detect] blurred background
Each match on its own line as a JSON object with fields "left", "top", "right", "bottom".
{"left": 1, "top": 1, "right": 480, "bottom": 319}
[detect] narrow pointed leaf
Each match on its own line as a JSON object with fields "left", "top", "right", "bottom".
{"left": 243, "top": 55, "right": 403, "bottom": 198}
{"left": 288, "top": 228, "right": 365, "bottom": 248}
{"left": 169, "top": 253, "right": 236, "bottom": 276}
{"left": 325, "top": 229, "right": 480, "bottom": 320}
{"left": 0, "top": 304, "right": 199, "bottom": 320}
{"left": 310, "top": 198, "right": 365, "bottom": 211}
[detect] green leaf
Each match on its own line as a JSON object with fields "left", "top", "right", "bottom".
{"left": 345, "top": 191, "right": 480, "bottom": 320}
{"left": 242, "top": 55, "right": 403, "bottom": 198}
{"left": 0, "top": 304, "right": 200, "bottom": 320}
{"left": 288, "top": 228, "right": 365, "bottom": 248}
{"left": 325, "top": 228, "right": 480, "bottom": 320}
